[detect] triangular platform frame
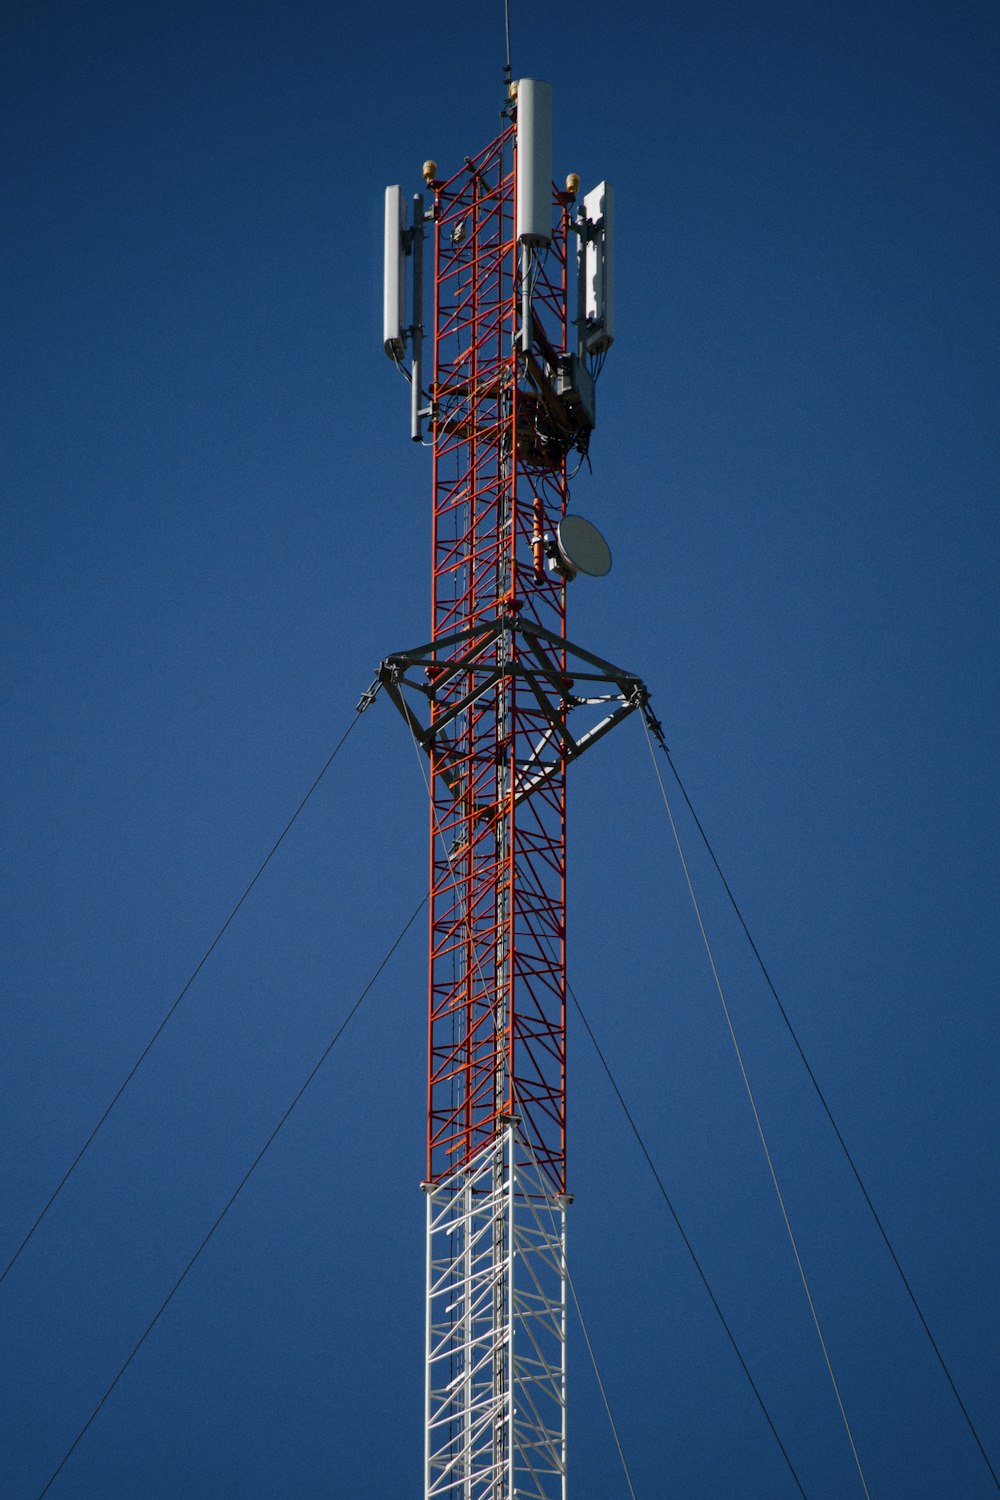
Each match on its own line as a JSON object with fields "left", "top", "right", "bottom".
{"left": 377, "top": 611, "right": 649, "bottom": 807}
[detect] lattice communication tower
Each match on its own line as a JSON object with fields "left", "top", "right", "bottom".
{"left": 379, "top": 76, "right": 648, "bottom": 1499}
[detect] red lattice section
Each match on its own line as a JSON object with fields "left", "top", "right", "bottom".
{"left": 426, "top": 126, "right": 572, "bottom": 1191}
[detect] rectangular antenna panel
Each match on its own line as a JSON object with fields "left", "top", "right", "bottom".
{"left": 516, "top": 79, "right": 553, "bottom": 245}
{"left": 383, "top": 184, "right": 406, "bottom": 358}
{"left": 582, "top": 181, "right": 615, "bottom": 354}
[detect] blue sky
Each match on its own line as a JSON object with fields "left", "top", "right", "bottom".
{"left": 3, "top": 1, "right": 998, "bottom": 1495}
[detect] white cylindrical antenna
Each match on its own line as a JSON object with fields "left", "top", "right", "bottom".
{"left": 383, "top": 184, "right": 406, "bottom": 359}
{"left": 516, "top": 79, "right": 553, "bottom": 245}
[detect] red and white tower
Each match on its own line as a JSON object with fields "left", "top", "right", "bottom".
{"left": 381, "top": 77, "right": 646, "bottom": 1499}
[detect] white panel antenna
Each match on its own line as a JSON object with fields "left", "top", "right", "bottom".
{"left": 516, "top": 79, "right": 553, "bottom": 245}
{"left": 383, "top": 184, "right": 406, "bottom": 359}
{"left": 580, "top": 181, "right": 615, "bottom": 355}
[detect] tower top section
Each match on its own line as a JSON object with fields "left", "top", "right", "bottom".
{"left": 382, "top": 79, "right": 615, "bottom": 445}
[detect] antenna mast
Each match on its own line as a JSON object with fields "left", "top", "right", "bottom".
{"left": 502, "top": 0, "right": 512, "bottom": 100}
{"left": 381, "top": 75, "right": 642, "bottom": 1499}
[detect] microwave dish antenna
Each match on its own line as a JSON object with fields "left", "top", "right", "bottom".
{"left": 554, "top": 514, "right": 613, "bottom": 578}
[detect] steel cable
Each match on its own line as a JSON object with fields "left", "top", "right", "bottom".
{"left": 406, "top": 710, "right": 809, "bottom": 1496}
{"left": 650, "top": 730, "right": 1000, "bottom": 1492}
{"left": 642, "top": 715, "right": 873, "bottom": 1499}
{"left": 566, "top": 976, "right": 810, "bottom": 1500}
{"left": 2, "top": 705, "right": 369, "bottom": 1290}
{"left": 513, "top": 1097, "right": 639, "bottom": 1500}
{"left": 33, "top": 891, "right": 426, "bottom": 1499}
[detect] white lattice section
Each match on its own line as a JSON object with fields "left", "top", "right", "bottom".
{"left": 424, "top": 1125, "right": 567, "bottom": 1500}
